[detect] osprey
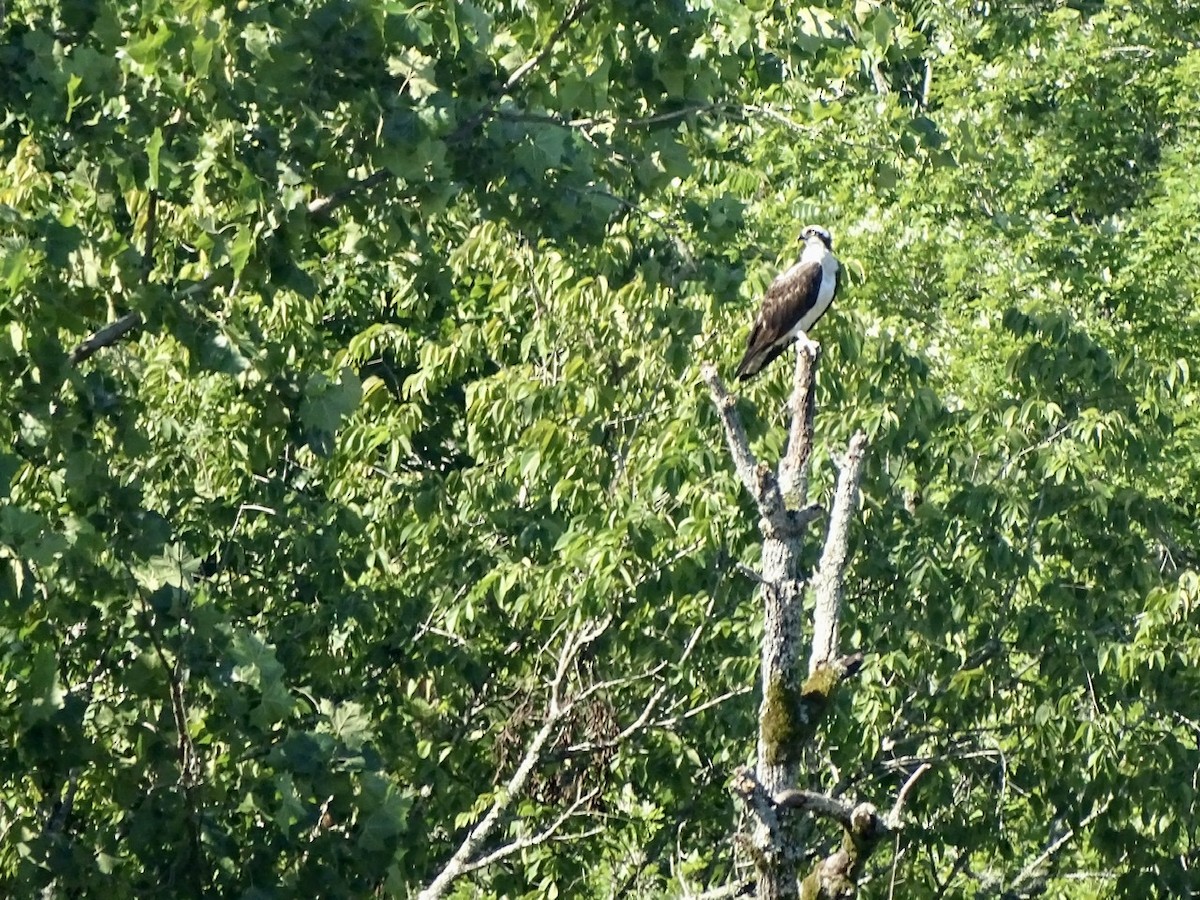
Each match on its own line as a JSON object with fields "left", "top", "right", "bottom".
{"left": 735, "top": 225, "right": 840, "bottom": 381}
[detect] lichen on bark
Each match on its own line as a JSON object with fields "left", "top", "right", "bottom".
{"left": 761, "top": 663, "right": 844, "bottom": 767}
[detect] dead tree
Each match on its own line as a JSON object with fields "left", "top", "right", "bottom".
{"left": 701, "top": 340, "right": 927, "bottom": 899}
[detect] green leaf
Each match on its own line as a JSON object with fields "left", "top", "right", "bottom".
{"left": 23, "top": 648, "right": 65, "bottom": 724}
{"left": 146, "top": 127, "right": 163, "bottom": 191}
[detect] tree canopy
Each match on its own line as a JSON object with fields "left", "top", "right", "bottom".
{"left": 2, "top": 0, "right": 1199, "bottom": 896}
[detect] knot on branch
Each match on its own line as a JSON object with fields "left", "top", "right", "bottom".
{"left": 760, "top": 504, "right": 824, "bottom": 541}
{"left": 835, "top": 652, "right": 865, "bottom": 680}
{"left": 730, "top": 766, "right": 781, "bottom": 844}
{"left": 849, "top": 802, "right": 882, "bottom": 843}
{"left": 797, "top": 802, "right": 888, "bottom": 899}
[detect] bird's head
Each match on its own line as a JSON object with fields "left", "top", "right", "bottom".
{"left": 800, "top": 225, "right": 833, "bottom": 250}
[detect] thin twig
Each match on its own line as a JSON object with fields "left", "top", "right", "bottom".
{"left": 686, "top": 878, "right": 754, "bottom": 900}
{"left": 1006, "top": 802, "right": 1108, "bottom": 895}
{"left": 306, "top": 167, "right": 395, "bottom": 217}
{"left": 142, "top": 190, "right": 158, "bottom": 282}
{"left": 460, "top": 788, "right": 602, "bottom": 875}
{"left": 735, "top": 561, "right": 767, "bottom": 584}
{"left": 451, "top": 0, "right": 597, "bottom": 141}
{"left": 497, "top": 103, "right": 721, "bottom": 131}
{"left": 884, "top": 762, "right": 932, "bottom": 829}
{"left": 418, "top": 620, "right": 609, "bottom": 900}
{"left": 651, "top": 686, "right": 752, "bottom": 730}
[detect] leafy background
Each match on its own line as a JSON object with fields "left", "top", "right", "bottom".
{"left": 2, "top": 0, "right": 1199, "bottom": 896}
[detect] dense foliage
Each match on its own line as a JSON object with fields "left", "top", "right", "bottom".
{"left": 2, "top": 0, "right": 1198, "bottom": 896}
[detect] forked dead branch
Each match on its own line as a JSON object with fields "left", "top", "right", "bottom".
{"left": 700, "top": 340, "right": 925, "bottom": 899}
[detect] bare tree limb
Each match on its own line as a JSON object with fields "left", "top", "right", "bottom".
{"left": 773, "top": 788, "right": 857, "bottom": 830}
{"left": 808, "top": 431, "right": 868, "bottom": 675}
{"left": 306, "top": 167, "right": 395, "bottom": 217}
{"left": 459, "top": 788, "right": 602, "bottom": 876}
{"left": 68, "top": 311, "right": 144, "bottom": 365}
{"left": 706, "top": 345, "right": 865, "bottom": 899}
{"left": 778, "top": 338, "right": 819, "bottom": 506}
{"left": 68, "top": 273, "right": 218, "bottom": 366}
{"left": 738, "top": 754, "right": 935, "bottom": 886}
{"left": 884, "top": 763, "right": 932, "bottom": 830}
{"left": 701, "top": 363, "right": 770, "bottom": 510}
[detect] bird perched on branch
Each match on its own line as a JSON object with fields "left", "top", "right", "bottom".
{"left": 735, "top": 225, "right": 840, "bottom": 381}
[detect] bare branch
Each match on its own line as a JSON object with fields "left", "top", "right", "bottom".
{"left": 69, "top": 311, "right": 144, "bottom": 365}
{"left": 551, "top": 616, "right": 612, "bottom": 714}
{"left": 497, "top": 103, "right": 722, "bottom": 132}
{"left": 778, "top": 338, "right": 820, "bottom": 506}
{"left": 73, "top": 159, "right": 393, "bottom": 366}
{"left": 567, "top": 583, "right": 717, "bottom": 753}
{"left": 808, "top": 431, "right": 869, "bottom": 674}
{"left": 142, "top": 190, "right": 158, "bottom": 281}
{"left": 736, "top": 561, "right": 767, "bottom": 584}
{"left": 884, "top": 762, "right": 932, "bottom": 830}
{"left": 419, "top": 713, "right": 560, "bottom": 900}
{"left": 68, "top": 272, "right": 219, "bottom": 366}
{"left": 736, "top": 768, "right": 899, "bottom": 838}
{"left": 500, "top": 0, "right": 594, "bottom": 96}
{"left": 740, "top": 103, "right": 822, "bottom": 136}
{"left": 702, "top": 364, "right": 764, "bottom": 499}
{"left": 306, "top": 167, "right": 395, "bottom": 217}
{"left": 686, "top": 878, "right": 754, "bottom": 900}
{"left": 702, "top": 363, "right": 792, "bottom": 527}
{"left": 773, "top": 787, "right": 857, "bottom": 830}
{"left": 651, "top": 685, "right": 752, "bottom": 731}
{"left": 1005, "top": 802, "right": 1108, "bottom": 896}
{"left": 460, "top": 788, "right": 602, "bottom": 875}
{"left": 572, "top": 658, "right": 668, "bottom": 710}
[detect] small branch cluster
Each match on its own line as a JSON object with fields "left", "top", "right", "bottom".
{"left": 417, "top": 619, "right": 610, "bottom": 900}
{"left": 421, "top": 583, "right": 728, "bottom": 900}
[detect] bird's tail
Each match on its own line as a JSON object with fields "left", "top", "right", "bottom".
{"left": 734, "top": 349, "right": 762, "bottom": 381}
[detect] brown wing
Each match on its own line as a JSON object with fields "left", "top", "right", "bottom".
{"left": 734, "top": 261, "right": 824, "bottom": 381}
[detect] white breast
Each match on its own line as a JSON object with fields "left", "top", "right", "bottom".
{"left": 782, "top": 243, "right": 838, "bottom": 340}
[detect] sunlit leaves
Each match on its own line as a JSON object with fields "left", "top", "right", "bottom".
{"left": 2, "top": 0, "right": 1200, "bottom": 897}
